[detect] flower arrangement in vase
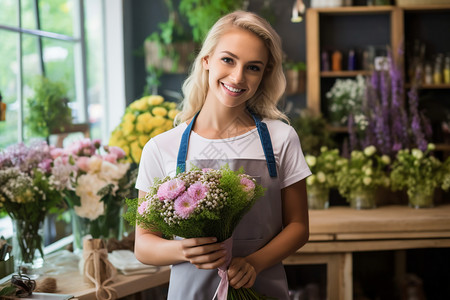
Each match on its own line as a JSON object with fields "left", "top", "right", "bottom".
{"left": 326, "top": 75, "right": 366, "bottom": 127}
{"left": 336, "top": 146, "right": 391, "bottom": 209}
{"left": 305, "top": 147, "right": 345, "bottom": 209}
{"left": 0, "top": 140, "right": 63, "bottom": 276}
{"left": 109, "top": 95, "right": 179, "bottom": 164}
{"left": 390, "top": 144, "right": 442, "bottom": 208}
{"left": 50, "top": 138, "right": 135, "bottom": 253}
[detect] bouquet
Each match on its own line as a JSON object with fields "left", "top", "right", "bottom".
{"left": 390, "top": 144, "right": 442, "bottom": 202}
{"left": 50, "top": 138, "right": 136, "bottom": 251}
{"left": 109, "top": 95, "right": 179, "bottom": 164}
{"left": 0, "top": 140, "right": 62, "bottom": 269}
{"left": 125, "top": 165, "right": 270, "bottom": 299}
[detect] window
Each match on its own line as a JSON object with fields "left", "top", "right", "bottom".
{"left": 0, "top": 0, "right": 120, "bottom": 149}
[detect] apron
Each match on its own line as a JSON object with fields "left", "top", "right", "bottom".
{"left": 167, "top": 111, "right": 290, "bottom": 300}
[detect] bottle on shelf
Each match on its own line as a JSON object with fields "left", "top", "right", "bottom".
{"left": 332, "top": 50, "right": 342, "bottom": 71}
{"left": 433, "top": 54, "right": 443, "bottom": 85}
{"left": 424, "top": 63, "right": 433, "bottom": 85}
{"left": 443, "top": 54, "right": 450, "bottom": 84}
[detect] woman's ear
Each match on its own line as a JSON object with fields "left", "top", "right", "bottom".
{"left": 202, "top": 56, "right": 210, "bottom": 70}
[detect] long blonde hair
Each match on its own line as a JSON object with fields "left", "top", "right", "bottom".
{"left": 175, "top": 10, "right": 287, "bottom": 125}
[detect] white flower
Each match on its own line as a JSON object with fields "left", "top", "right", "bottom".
{"left": 427, "top": 143, "right": 435, "bottom": 151}
{"left": 363, "top": 177, "right": 372, "bottom": 186}
{"left": 363, "top": 146, "right": 376, "bottom": 157}
{"left": 381, "top": 155, "right": 391, "bottom": 165}
{"left": 305, "top": 155, "right": 317, "bottom": 167}
{"left": 307, "top": 175, "right": 316, "bottom": 186}
{"left": 412, "top": 149, "right": 423, "bottom": 160}
{"left": 317, "top": 172, "right": 326, "bottom": 183}
{"left": 88, "top": 156, "right": 103, "bottom": 172}
{"left": 74, "top": 173, "right": 108, "bottom": 220}
{"left": 74, "top": 194, "right": 105, "bottom": 220}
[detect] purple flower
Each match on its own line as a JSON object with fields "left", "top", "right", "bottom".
{"left": 174, "top": 192, "right": 197, "bottom": 219}
{"left": 157, "top": 178, "right": 186, "bottom": 201}
{"left": 187, "top": 182, "right": 208, "bottom": 201}
{"left": 240, "top": 176, "right": 255, "bottom": 192}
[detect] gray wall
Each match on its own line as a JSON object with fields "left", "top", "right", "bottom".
{"left": 123, "top": 0, "right": 309, "bottom": 113}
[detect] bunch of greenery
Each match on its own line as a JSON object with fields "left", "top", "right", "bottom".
{"left": 26, "top": 76, "right": 72, "bottom": 138}
{"left": 336, "top": 145, "right": 391, "bottom": 200}
{"left": 305, "top": 147, "right": 345, "bottom": 190}
{"left": 441, "top": 156, "right": 450, "bottom": 192}
{"left": 291, "top": 110, "right": 335, "bottom": 156}
{"left": 390, "top": 144, "right": 443, "bottom": 199}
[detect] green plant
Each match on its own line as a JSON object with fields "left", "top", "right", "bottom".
{"left": 390, "top": 144, "right": 443, "bottom": 199}
{"left": 26, "top": 76, "right": 72, "bottom": 138}
{"left": 336, "top": 145, "right": 391, "bottom": 201}
{"left": 284, "top": 60, "right": 306, "bottom": 71}
{"left": 305, "top": 147, "right": 345, "bottom": 190}
{"left": 291, "top": 110, "right": 335, "bottom": 156}
{"left": 179, "top": 0, "right": 245, "bottom": 44}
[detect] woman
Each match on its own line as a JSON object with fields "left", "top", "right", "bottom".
{"left": 135, "top": 10, "right": 310, "bottom": 299}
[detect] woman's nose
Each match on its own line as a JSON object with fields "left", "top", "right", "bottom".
{"left": 230, "top": 66, "right": 245, "bottom": 83}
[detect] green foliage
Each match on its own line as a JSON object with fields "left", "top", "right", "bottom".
{"left": 390, "top": 144, "right": 443, "bottom": 199}
{"left": 291, "top": 110, "right": 335, "bottom": 156}
{"left": 179, "top": 0, "right": 244, "bottom": 44}
{"left": 305, "top": 147, "right": 345, "bottom": 189}
{"left": 284, "top": 60, "right": 306, "bottom": 71}
{"left": 26, "top": 76, "right": 72, "bottom": 138}
{"left": 336, "top": 146, "right": 391, "bottom": 200}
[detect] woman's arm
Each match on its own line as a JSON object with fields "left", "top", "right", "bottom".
{"left": 227, "top": 179, "right": 309, "bottom": 288}
{"left": 134, "top": 190, "right": 228, "bottom": 269}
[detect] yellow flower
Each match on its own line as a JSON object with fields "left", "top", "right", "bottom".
{"left": 123, "top": 112, "right": 136, "bottom": 123}
{"left": 122, "top": 121, "right": 135, "bottom": 135}
{"left": 152, "top": 116, "right": 166, "bottom": 128}
{"left": 130, "top": 141, "right": 142, "bottom": 162}
{"left": 168, "top": 109, "right": 179, "bottom": 119}
{"left": 139, "top": 135, "right": 149, "bottom": 147}
{"left": 150, "top": 127, "right": 166, "bottom": 138}
{"left": 135, "top": 122, "right": 146, "bottom": 132}
{"left": 152, "top": 107, "right": 168, "bottom": 117}
{"left": 147, "top": 95, "right": 164, "bottom": 105}
{"left": 130, "top": 98, "right": 148, "bottom": 111}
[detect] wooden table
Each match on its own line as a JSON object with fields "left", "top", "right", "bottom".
{"left": 283, "top": 204, "right": 450, "bottom": 300}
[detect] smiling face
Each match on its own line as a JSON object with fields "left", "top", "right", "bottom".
{"left": 202, "top": 27, "right": 269, "bottom": 110}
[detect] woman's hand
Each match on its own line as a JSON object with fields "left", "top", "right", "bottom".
{"left": 180, "top": 237, "right": 227, "bottom": 270}
{"left": 227, "top": 257, "right": 257, "bottom": 289}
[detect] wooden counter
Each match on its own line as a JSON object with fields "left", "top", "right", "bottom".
{"left": 283, "top": 204, "right": 450, "bottom": 300}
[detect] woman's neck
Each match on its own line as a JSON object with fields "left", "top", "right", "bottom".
{"left": 192, "top": 100, "right": 255, "bottom": 140}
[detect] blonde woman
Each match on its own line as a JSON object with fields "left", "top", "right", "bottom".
{"left": 135, "top": 10, "right": 310, "bottom": 299}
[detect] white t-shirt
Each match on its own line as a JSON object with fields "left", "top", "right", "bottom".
{"left": 135, "top": 119, "right": 311, "bottom": 192}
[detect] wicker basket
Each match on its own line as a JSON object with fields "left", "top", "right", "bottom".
{"left": 396, "top": 0, "right": 450, "bottom": 6}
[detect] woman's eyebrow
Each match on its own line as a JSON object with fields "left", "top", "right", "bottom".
{"left": 220, "top": 51, "right": 265, "bottom": 66}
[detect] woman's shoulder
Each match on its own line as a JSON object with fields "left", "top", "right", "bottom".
{"left": 262, "top": 119, "right": 299, "bottom": 144}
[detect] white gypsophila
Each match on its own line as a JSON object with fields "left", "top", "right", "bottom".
{"left": 74, "top": 173, "right": 108, "bottom": 219}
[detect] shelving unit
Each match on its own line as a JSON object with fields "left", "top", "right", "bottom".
{"left": 305, "top": 4, "right": 450, "bottom": 153}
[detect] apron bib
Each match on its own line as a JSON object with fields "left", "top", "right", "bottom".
{"left": 167, "top": 112, "right": 289, "bottom": 300}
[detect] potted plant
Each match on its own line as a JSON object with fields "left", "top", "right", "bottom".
{"left": 284, "top": 60, "right": 306, "bottom": 95}
{"left": 336, "top": 145, "right": 391, "bottom": 209}
{"left": 26, "top": 76, "right": 72, "bottom": 140}
{"left": 305, "top": 147, "right": 344, "bottom": 209}
{"left": 390, "top": 144, "right": 443, "bottom": 208}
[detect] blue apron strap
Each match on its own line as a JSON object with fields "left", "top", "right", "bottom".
{"left": 250, "top": 113, "right": 278, "bottom": 178}
{"left": 176, "top": 110, "right": 277, "bottom": 178}
{"left": 176, "top": 111, "right": 200, "bottom": 174}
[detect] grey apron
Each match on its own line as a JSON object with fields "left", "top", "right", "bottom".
{"left": 167, "top": 111, "right": 289, "bottom": 300}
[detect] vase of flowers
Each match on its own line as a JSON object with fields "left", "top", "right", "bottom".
{"left": 326, "top": 75, "right": 365, "bottom": 127}
{"left": 336, "top": 145, "right": 391, "bottom": 209}
{"left": 51, "top": 138, "right": 135, "bottom": 254}
{"left": 0, "top": 141, "right": 63, "bottom": 277}
{"left": 305, "top": 147, "right": 344, "bottom": 209}
{"left": 390, "top": 144, "right": 442, "bottom": 209}
{"left": 109, "top": 95, "right": 179, "bottom": 164}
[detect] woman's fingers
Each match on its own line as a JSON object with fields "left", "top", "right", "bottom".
{"left": 228, "top": 257, "right": 256, "bottom": 289}
{"left": 180, "top": 237, "right": 227, "bottom": 269}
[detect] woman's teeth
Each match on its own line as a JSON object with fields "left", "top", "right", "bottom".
{"left": 223, "top": 83, "right": 244, "bottom": 93}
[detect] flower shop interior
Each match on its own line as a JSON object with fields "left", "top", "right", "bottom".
{"left": 1, "top": 0, "right": 450, "bottom": 299}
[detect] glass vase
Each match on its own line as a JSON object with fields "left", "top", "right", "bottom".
{"left": 71, "top": 204, "right": 124, "bottom": 255}
{"left": 12, "top": 218, "right": 45, "bottom": 279}
{"left": 307, "top": 185, "right": 330, "bottom": 209}
{"left": 408, "top": 190, "right": 434, "bottom": 209}
{"left": 349, "top": 189, "right": 376, "bottom": 209}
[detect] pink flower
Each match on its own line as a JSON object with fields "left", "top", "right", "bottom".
{"left": 187, "top": 182, "right": 208, "bottom": 201}
{"left": 174, "top": 192, "right": 197, "bottom": 219}
{"left": 138, "top": 200, "right": 149, "bottom": 215}
{"left": 50, "top": 148, "right": 65, "bottom": 159}
{"left": 76, "top": 156, "right": 90, "bottom": 172}
{"left": 103, "top": 153, "right": 118, "bottom": 164}
{"left": 202, "top": 168, "right": 213, "bottom": 172}
{"left": 240, "top": 176, "right": 255, "bottom": 193}
{"left": 108, "top": 146, "right": 126, "bottom": 160}
{"left": 38, "top": 158, "right": 52, "bottom": 173}
{"left": 157, "top": 178, "right": 186, "bottom": 201}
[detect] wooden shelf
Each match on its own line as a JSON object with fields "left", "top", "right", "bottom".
{"left": 311, "top": 5, "right": 395, "bottom": 14}
{"left": 405, "top": 83, "right": 450, "bottom": 89}
{"left": 321, "top": 70, "right": 372, "bottom": 77}
{"left": 435, "top": 143, "right": 450, "bottom": 152}
{"left": 400, "top": 4, "right": 450, "bottom": 11}
{"left": 326, "top": 124, "right": 348, "bottom": 133}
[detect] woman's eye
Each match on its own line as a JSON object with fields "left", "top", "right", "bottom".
{"left": 248, "top": 65, "right": 261, "bottom": 72}
{"left": 222, "top": 57, "right": 233, "bottom": 64}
